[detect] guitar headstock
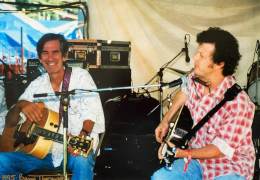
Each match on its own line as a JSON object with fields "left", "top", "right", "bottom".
{"left": 68, "top": 135, "right": 93, "bottom": 157}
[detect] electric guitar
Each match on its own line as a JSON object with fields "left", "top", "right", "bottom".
{"left": 160, "top": 105, "right": 193, "bottom": 165}
{"left": 1, "top": 103, "right": 93, "bottom": 159}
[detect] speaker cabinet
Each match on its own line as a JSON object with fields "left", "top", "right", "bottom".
{"left": 88, "top": 68, "right": 131, "bottom": 103}
{"left": 26, "top": 59, "right": 46, "bottom": 82}
{"left": 4, "top": 75, "right": 29, "bottom": 109}
{"left": 95, "top": 133, "right": 160, "bottom": 179}
{"left": 94, "top": 94, "right": 161, "bottom": 178}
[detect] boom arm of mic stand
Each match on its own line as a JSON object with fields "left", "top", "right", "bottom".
{"left": 73, "top": 84, "right": 161, "bottom": 93}
{"left": 33, "top": 82, "right": 182, "bottom": 100}
{"left": 33, "top": 81, "right": 184, "bottom": 100}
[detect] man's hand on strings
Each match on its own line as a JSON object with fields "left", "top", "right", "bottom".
{"left": 19, "top": 101, "right": 43, "bottom": 123}
{"left": 155, "top": 121, "right": 169, "bottom": 143}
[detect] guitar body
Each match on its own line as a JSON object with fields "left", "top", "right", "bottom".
{"left": 19, "top": 108, "right": 59, "bottom": 159}
{"left": 169, "top": 105, "right": 193, "bottom": 148}
{"left": 1, "top": 104, "right": 59, "bottom": 159}
{"left": 161, "top": 105, "right": 193, "bottom": 165}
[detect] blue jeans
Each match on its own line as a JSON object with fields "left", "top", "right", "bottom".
{"left": 151, "top": 159, "right": 245, "bottom": 180}
{"left": 0, "top": 151, "right": 95, "bottom": 180}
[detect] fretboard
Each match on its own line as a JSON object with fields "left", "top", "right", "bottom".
{"left": 33, "top": 126, "right": 63, "bottom": 144}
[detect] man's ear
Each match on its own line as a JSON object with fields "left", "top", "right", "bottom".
{"left": 215, "top": 61, "right": 224, "bottom": 70}
{"left": 63, "top": 53, "right": 68, "bottom": 62}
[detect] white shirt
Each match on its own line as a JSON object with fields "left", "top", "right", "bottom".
{"left": 19, "top": 67, "right": 105, "bottom": 167}
{"left": 0, "top": 79, "right": 8, "bottom": 134}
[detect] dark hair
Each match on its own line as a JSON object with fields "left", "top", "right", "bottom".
{"left": 196, "top": 27, "right": 241, "bottom": 76}
{"left": 36, "top": 33, "right": 69, "bottom": 58}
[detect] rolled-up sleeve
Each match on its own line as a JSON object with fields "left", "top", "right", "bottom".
{"left": 212, "top": 94, "right": 255, "bottom": 159}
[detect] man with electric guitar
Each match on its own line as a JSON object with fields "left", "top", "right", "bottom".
{"left": 0, "top": 33, "right": 105, "bottom": 180}
{"left": 152, "top": 27, "right": 256, "bottom": 180}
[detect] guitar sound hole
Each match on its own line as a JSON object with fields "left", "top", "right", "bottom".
{"left": 14, "top": 132, "right": 37, "bottom": 147}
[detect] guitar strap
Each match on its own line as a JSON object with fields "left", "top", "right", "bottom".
{"left": 58, "top": 66, "right": 72, "bottom": 130}
{"left": 181, "top": 83, "right": 242, "bottom": 146}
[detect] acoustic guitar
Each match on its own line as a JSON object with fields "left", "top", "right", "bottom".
{"left": 0, "top": 103, "right": 93, "bottom": 159}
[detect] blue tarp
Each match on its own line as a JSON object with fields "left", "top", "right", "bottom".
{"left": 0, "top": 32, "right": 20, "bottom": 48}
{"left": 0, "top": 7, "right": 82, "bottom": 62}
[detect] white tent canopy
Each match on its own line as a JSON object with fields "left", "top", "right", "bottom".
{"left": 88, "top": 0, "right": 260, "bottom": 92}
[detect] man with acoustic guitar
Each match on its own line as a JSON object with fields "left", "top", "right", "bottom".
{"left": 0, "top": 33, "right": 105, "bottom": 180}
{"left": 152, "top": 27, "right": 255, "bottom": 180}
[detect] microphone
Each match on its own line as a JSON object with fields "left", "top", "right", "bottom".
{"left": 161, "top": 76, "right": 187, "bottom": 88}
{"left": 184, "top": 34, "right": 190, "bottom": 63}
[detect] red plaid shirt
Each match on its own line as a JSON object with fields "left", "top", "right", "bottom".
{"left": 183, "top": 74, "right": 255, "bottom": 180}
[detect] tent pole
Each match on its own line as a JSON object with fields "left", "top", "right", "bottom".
{"left": 20, "top": 26, "right": 24, "bottom": 74}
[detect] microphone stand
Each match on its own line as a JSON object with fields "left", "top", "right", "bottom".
{"left": 34, "top": 90, "right": 75, "bottom": 180}
{"left": 144, "top": 48, "right": 185, "bottom": 119}
{"left": 60, "top": 92, "right": 70, "bottom": 180}
{"left": 158, "top": 68, "right": 164, "bottom": 119}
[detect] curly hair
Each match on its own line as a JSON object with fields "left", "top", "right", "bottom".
{"left": 196, "top": 27, "right": 241, "bottom": 76}
{"left": 36, "top": 33, "right": 69, "bottom": 58}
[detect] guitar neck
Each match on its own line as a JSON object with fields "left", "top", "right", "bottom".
{"left": 33, "top": 126, "right": 64, "bottom": 144}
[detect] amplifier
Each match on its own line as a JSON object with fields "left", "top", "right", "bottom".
{"left": 67, "top": 39, "right": 101, "bottom": 68}
{"left": 100, "top": 40, "right": 130, "bottom": 68}
{"left": 26, "top": 59, "right": 45, "bottom": 82}
{"left": 65, "top": 60, "right": 85, "bottom": 69}
{"left": 67, "top": 39, "right": 131, "bottom": 68}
